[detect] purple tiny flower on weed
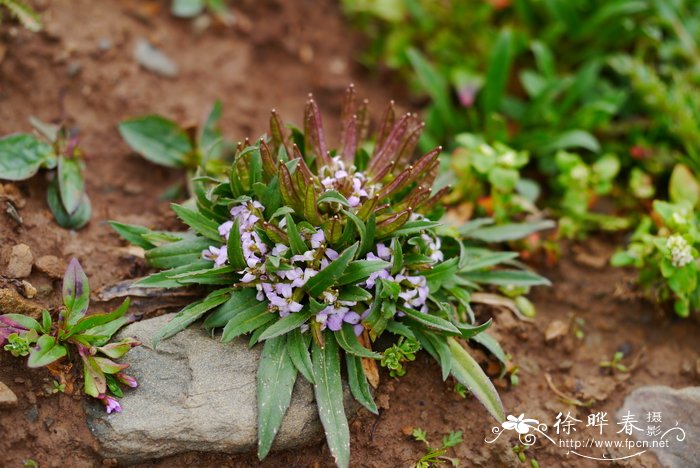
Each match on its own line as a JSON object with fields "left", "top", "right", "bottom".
{"left": 100, "top": 394, "right": 122, "bottom": 414}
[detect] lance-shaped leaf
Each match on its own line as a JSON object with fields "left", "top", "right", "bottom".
{"left": 57, "top": 157, "right": 85, "bottom": 215}
{"left": 341, "top": 114, "right": 357, "bottom": 164}
{"left": 257, "top": 335, "right": 298, "bottom": 459}
{"left": 96, "top": 337, "right": 141, "bottom": 360}
{"left": 447, "top": 337, "right": 505, "bottom": 422}
{"left": 227, "top": 218, "right": 246, "bottom": 270}
{"left": 336, "top": 324, "right": 381, "bottom": 359}
{"left": 204, "top": 288, "right": 258, "bottom": 330}
{"left": 285, "top": 214, "right": 308, "bottom": 255}
{"left": 374, "top": 100, "right": 396, "bottom": 157}
{"left": 304, "top": 183, "right": 323, "bottom": 225}
{"left": 312, "top": 334, "right": 350, "bottom": 468}
{"left": 369, "top": 113, "right": 414, "bottom": 176}
{"left": 286, "top": 328, "right": 315, "bottom": 384}
{"left": 394, "top": 121, "right": 425, "bottom": 168}
{"left": 94, "top": 356, "right": 129, "bottom": 374}
{"left": 323, "top": 215, "right": 344, "bottom": 245}
{"left": 269, "top": 109, "right": 290, "bottom": 156}
{"left": 63, "top": 258, "right": 90, "bottom": 325}
{"left": 376, "top": 209, "right": 411, "bottom": 238}
{"left": 146, "top": 237, "right": 213, "bottom": 269}
{"left": 262, "top": 221, "right": 288, "bottom": 244}
{"left": 47, "top": 178, "right": 92, "bottom": 229}
{"left": 66, "top": 298, "right": 130, "bottom": 338}
{"left": 259, "top": 140, "right": 278, "bottom": 181}
{"left": 257, "top": 307, "right": 314, "bottom": 341}
{"left": 356, "top": 98, "right": 370, "bottom": 142}
{"left": 82, "top": 353, "right": 107, "bottom": 397}
{"left": 304, "top": 243, "right": 359, "bottom": 297}
{"left": 303, "top": 96, "right": 331, "bottom": 168}
{"left": 28, "top": 335, "right": 67, "bottom": 368}
{"left": 109, "top": 221, "right": 157, "bottom": 250}
{"left": 171, "top": 204, "right": 222, "bottom": 242}
{"left": 413, "top": 329, "right": 451, "bottom": 380}
{"left": 153, "top": 288, "right": 233, "bottom": 345}
{"left": 336, "top": 260, "right": 389, "bottom": 285}
{"left": 278, "top": 161, "right": 303, "bottom": 213}
{"left": 346, "top": 353, "right": 378, "bottom": 414}
{"left": 221, "top": 302, "right": 274, "bottom": 342}
{"left": 399, "top": 305, "right": 460, "bottom": 334}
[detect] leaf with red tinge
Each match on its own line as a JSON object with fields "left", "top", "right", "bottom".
{"left": 28, "top": 335, "right": 67, "bottom": 368}
{"left": 304, "top": 97, "right": 331, "bottom": 168}
{"left": 63, "top": 258, "right": 90, "bottom": 325}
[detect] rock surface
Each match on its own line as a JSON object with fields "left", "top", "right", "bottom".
{"left": 34, "top": 255, "right": 66, "bottom": 279}
{"left": 6, "top": 244, "right": 33, "bottom": 278}
{"left": 617, "top": 386, "right": 700, "bottom": 468}
{"left": 86, "top": 313, "right": 356, "bottom": 463}
{"left": 0, "top": 381, "right": 17, "bottom": 408}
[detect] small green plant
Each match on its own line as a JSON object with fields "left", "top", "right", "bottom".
{"left": 445, "top": 134, "right": 538, "bottom": 223}
{"left": 554, "top": 151, "right": 629, "bottom": 238}
{"left": 381, "top": 337, "right": 420, "bottom": 377}
{"left": 412, "top": 427, "right": 463, "bottom": 467}
{"left": 119, "top": 102, "right": 227, "bottom": 176}
{"left": 112, "top": 88, "right": 549, "bottom": 467}
{"left": 513, "top": 444, "right": 540, "bottom": 467}
{"left": 0, "top": 0, "right": 41, "bottom": 31}
{"left": 599, "top": 351, "right": 628, "bottom": 373}
{"left": 612, "top": 165, "right": 700, "bottom": 317}
{"left": 0, "top": 259, "right": 140, "bottom": 412}
{"left": 0, "top": 118, "right": 91, "bottom": 229}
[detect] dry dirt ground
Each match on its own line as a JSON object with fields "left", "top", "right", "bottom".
{"left": 0, "top": 1, "right": 698, "bottom": 467}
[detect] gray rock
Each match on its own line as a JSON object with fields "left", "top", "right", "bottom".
{"left": 86, "top": 314, "right": 356, "bottom": 463}
{"left": 617, "top": 386, "right": 700, "bottom": 467}
{"left": 133, "top": 39, "right": 178, "bottom": 78}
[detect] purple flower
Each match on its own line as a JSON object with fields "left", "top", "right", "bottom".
{"left": 116, "top": 373, "right": 138, "bottom": 388}
{"left": 202, "top": 246, "right": 228, "bottom": 267}
{"left": 375, "top": 243, "right": 392, "bottom": 261}
{"left": 100, "top": 394, "right": 122, "bottom": 414}
{"left": 218, "top": 220, "right": 234, "bottom": 239}
{"left": 310, "top": 230, "right": 325, "bottom": 248}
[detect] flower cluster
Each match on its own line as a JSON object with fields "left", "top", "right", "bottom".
{"left": 666, "top": 234, "right": 694, "bottom": 268}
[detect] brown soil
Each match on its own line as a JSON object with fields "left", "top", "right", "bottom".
{"left": 0, "top": 1, "right": 698, "bottom": 467}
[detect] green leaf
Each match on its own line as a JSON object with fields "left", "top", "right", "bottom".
{"left": 146, "top": 237, "right": 213, "bottom": 269}
{"left": 221, "top": 302, "right": 274, "bottom": 342}
{"left": 258, "top": 308, "right": 313, "bottom": 341}
{"left": 414, "top": 329, "right": 451, "bottom": 380}
{"left": 0, "top": 313, "right": 42, "bottom": 332}
{"left": 471, "top": 332, "right": 508, "bottom": 367}
{"left": 461, "top": 269, "right": 550, "bottom": 287}
{"left": 201, "top": 100, "right": 223, "bottom": 156}
{"left": 203, "top": 288, "right": 258, "bottom": 329}
{"left": 459, "top": 252, "right": 519, "bottom": 272}
{"left": 286, "top": 328, "right": 315, "bottom": 383}
{"left": 67, "top": 298, "right": 130, "bottom": 337}
{"left": 669, "top": 164, "right": 700, "bottom": 207}
{"left": 257, "top": 335, "right": 298, "bottom": 460}
{"left": 57, "top": 157, "right": 85, "bottom": 215}
{"left": 304, "top": 243, "right": 359, "bottom": 296}
{"left": 337, "top": 285, "right": 373, "bottom": 302}
{"left": 153, "top": 288, "right": 232, "bottom": 345}
{"left": 399, "top": 306, "right": 460, "bottom": 334}
{"left": 171, "top": 204, "right": 221, "bottom": 241}
{"left": 317, "top": 190, "right": 350, "bottom": 207}
{"left": 336, "top": 324, "right": 381, "bottom": 359}
{"left": 119, "top": 116, "right": 193, "bottom": 168}
{"left": 406, "top": 48, "right": 453, "bottom": 125}
{"left": 467, "top": 220, "right": 555, "bottom": 242}
{"left": 63, "top": 258, "right": 90, "bottom": 326}
{"left": 543, "top": 130, "right": 600, "bottom": 153}
{"left": 82, "top": 354, "right": 106, "bottom": 397}
{"left": 390, "top": 220, "right": 441, "bottom": 237}
{"left": 109, "top": 221, "right": 157, "bottom": 249}
{"left": 27, "top": 335, "right": 67, "bottom": 368}
{"left": 47, "top": 178, "right": 92, "bottom": 230}
{"left": 312, "top": 334, "right": 350, "bottom": 468}
{"left": 482, "top": 29, "right": 514, "bottom": 116}
{"left": 285, "top": 214, "right": 308, "bottom": 255}
{"left": 447, "top": 337, "right": 504, "bottom": 422}
{"left": 346, "top": 353, "right": 378, "bottom": 414}
{"left": 336, "top": 260, "right": 390, "bottom": 286}
{"left": 227, "top": 218, "right": 246, "bottom": 269}
{"left": 0, "top": 133, "right": 55, "bottom": 181}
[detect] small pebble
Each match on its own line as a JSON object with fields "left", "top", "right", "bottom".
{"left": 0, "top": 381, "right": 18, "bottom": 408}
{"left": 133, "top": 39, "right": 178, "bottom": 78}
{"left": 24, "top": 405, "right": 39, "bottom": 422}
{"left": 66, "top": 61, "right": 82, "bottom": 77}
{"left": 6, "top": 243, "right": 33, "bottom": 278}
{"left": 21, "top": 280, "right": 37, "bottom": 299}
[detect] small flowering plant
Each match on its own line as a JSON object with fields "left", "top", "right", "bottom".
{"left": 612, "top": 164, "right": 700, "bottom": 317}
{"left": 0, "top": 259, "right": 140, "bottom": 412}
{"left": 113, "top": 88, "right": 548, "bottom": 467}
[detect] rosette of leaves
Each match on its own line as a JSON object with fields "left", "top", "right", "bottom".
{"left": 112, "top": 88, "right": 548, "bottom": 467}
{"left": 0, "top": 118, "right": 91, "bottom": 229}
{"left": 612, "top": 164, "right": 700, "bottom": 317}
{"left": 0, "top": 259, "right": 140, "bottom": 411}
